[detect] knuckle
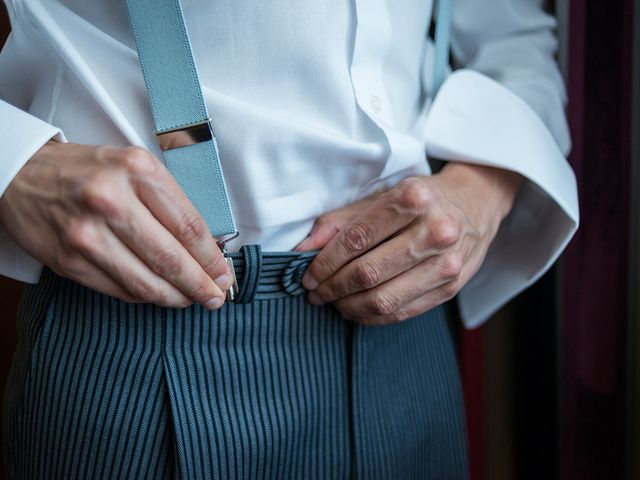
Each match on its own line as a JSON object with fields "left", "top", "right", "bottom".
{"left": 440, "top": 253, "right": 463, "bottom": 281}
{"left": 79, "top": 176, "right": 122, "bottom": 217}
{"left": 369, "top": 291, "right": 397, "bottom": 316}
{"left": 65, "top": 220, "right": 100, "bottom": 253}
{"left": 342, "top": 222, "right": 375, "bottom": 254}
{"left": 412, "top": 228, "right": 434, "bottom": 255}
{"left": 429, "top": 215, "right": 461, "bottom": 248}
{"left": 396, "top": 178, "right": 432, "bottom": 211}
{"left": 200, "top": 253, "right": 225, "bottom": 276}
{"left": 353, "top": 261, "right": 381, "bottom": 289}
{"left": 175, "top": 213, "right": 208, "bottom": 244}
{"left": 133, "top": 280, "right": 166, "bottom": 304}
{"left": 119, "top": 147, "right": 158, "bottom": 175}
{"left": 150, "top": 248, "right": 183, "bottom": 278}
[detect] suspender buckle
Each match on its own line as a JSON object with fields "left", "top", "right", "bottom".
{"left": 223, "top": 257, "right": 239, "bottom": 302}
{"left": 155, "top": 119, "right": 215, "bottom": 151}
{"left": 217, "top": 231, "right": 240, "bottom": 302}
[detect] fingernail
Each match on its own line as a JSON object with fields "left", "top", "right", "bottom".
{"left": 214, "top": 274, "right": 232, "bottom": 291}
{"left": 302, "top": 272, "right": 318, "bottom": 290}
{"left": 307, "top": 291, "right": 324, "bottom": 305}
{"left": 203, "top": 297, "right": 224, "bottom": 310}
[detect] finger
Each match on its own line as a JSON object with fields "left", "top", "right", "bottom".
{"left": 80, "top": 164, "right": 230, "bottom": 305}
{"left": 343, "top": 282, "right": 459, "bottom": 326}
{"left": 320, "top": 251, "right": 463, "bottom": 319}
{"left": 101, "top": 189, "right": 230, "bottom": 305}
{"left": 67, "top": 219, "right": 197, "bottom": 308}
{"left": 117, "top": 147, "right": 228, "bottom": 282}
{"left": 53, "top": 252, "right": 137, "bottom": 302}
{"left": 302, "top": 183, "right": 424, "bottom": 289}
{"left": 310, "top": 215, "right": 460, "bottom": 303}
{"left": 294, "top": 217, "right": 343, "bottom": 252}
{"left": 294, "top": 195, "right": 381, "bottom": 252}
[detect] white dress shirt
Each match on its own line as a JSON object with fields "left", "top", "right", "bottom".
{"left": 0, "top": 0, "right": 579, "bottom": 328}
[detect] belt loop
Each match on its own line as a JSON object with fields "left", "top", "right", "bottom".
{"left": 234, "top": 244, "right": 262, "bottom": 303}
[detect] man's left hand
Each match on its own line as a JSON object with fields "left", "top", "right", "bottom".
{"left": 294, "top": 162, "right": 522, "bottom": 325}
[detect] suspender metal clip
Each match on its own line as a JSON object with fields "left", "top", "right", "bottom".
{"left": 155, "top": 119, "right": 215, "bottom": 152}
{"left": 216, "top": 231, "right": 240, "bottom": 302}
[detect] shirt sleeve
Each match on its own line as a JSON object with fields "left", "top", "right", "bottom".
{"left": 0, "top": 100, "right": 63, "bottom": 283}
{"left": 0, "top": 19, "right": 65, "bottom": 283}
{"left": 423, "top": 0, "right": 579, "bottom": 329}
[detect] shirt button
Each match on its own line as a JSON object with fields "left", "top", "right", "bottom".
{"left": 370, "top": 95, "right": 383, "bottom": 113}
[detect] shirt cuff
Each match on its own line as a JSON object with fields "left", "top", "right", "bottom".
{"left": 423, "top": 69, "right": 579, "bottom": 329}
{"left": 0, "top": 100, "right": 65, "bottom": 283}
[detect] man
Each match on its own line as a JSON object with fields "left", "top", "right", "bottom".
{"left": 0, "top": 0, "right": 578, "bottom": 478}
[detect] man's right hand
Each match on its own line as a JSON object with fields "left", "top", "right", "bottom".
{"left": 0, "top": 140, "right": 231, "bottom": 309}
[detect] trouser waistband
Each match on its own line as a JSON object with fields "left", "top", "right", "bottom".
{"left": 224, "top": 245, "right": 319, "bottom": 303}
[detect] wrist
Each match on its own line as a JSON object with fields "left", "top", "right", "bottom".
{"left": 436, "top": 161, "right": 523, "bottom": 234}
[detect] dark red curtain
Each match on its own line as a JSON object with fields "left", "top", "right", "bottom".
{"left": 459, "top": 2, "right": 637, "bottom": 479}
{"left": 561, "top": 0, "right": 636, "bottom": 478}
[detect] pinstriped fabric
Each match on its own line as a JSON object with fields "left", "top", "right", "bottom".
{"left": 225, "top": 249, "right": 317, "bottom": 300}
{"left": 352, "top": 307, "right": 468, "bottom": 479}
{"left": 2, "top": 267, "right": 57, "bottom": 479}
{"left": 3, "top": 257, "right": 468, "bottom": 479}
{"left": 160, "top": 295, "right": 352, "bottom": 479}
{"left": 3, "top": 272, "right": 174, "bottom": 480}
{"left": 234, "top": 245, "right": 262, "bottom": 303}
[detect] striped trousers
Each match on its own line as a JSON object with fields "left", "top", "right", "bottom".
{"left": 3, "top": 247, "right": 468, "bottom": 479}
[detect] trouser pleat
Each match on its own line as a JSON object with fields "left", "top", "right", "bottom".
{"left": 160, "top": 295, "right": 351, "bottom": 480}
{"left": 3, "top": 271, "right": 173, "bottom": 479}
{"left": 4, "top": 268, "right": 468, "bottom": 479}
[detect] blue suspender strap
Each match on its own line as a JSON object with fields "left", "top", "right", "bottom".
{"left": 125, "top": 0, "right": 237, "bottom": 241}
{"left": 432, "top": 0, "right": 453, "bottom": 96}
{"left": 125, "top": 0, "right": 449, "bottom": 236}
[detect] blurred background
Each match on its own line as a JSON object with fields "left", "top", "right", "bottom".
{"left": 0, "top": 1, "right": 638, "bottom": 479}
